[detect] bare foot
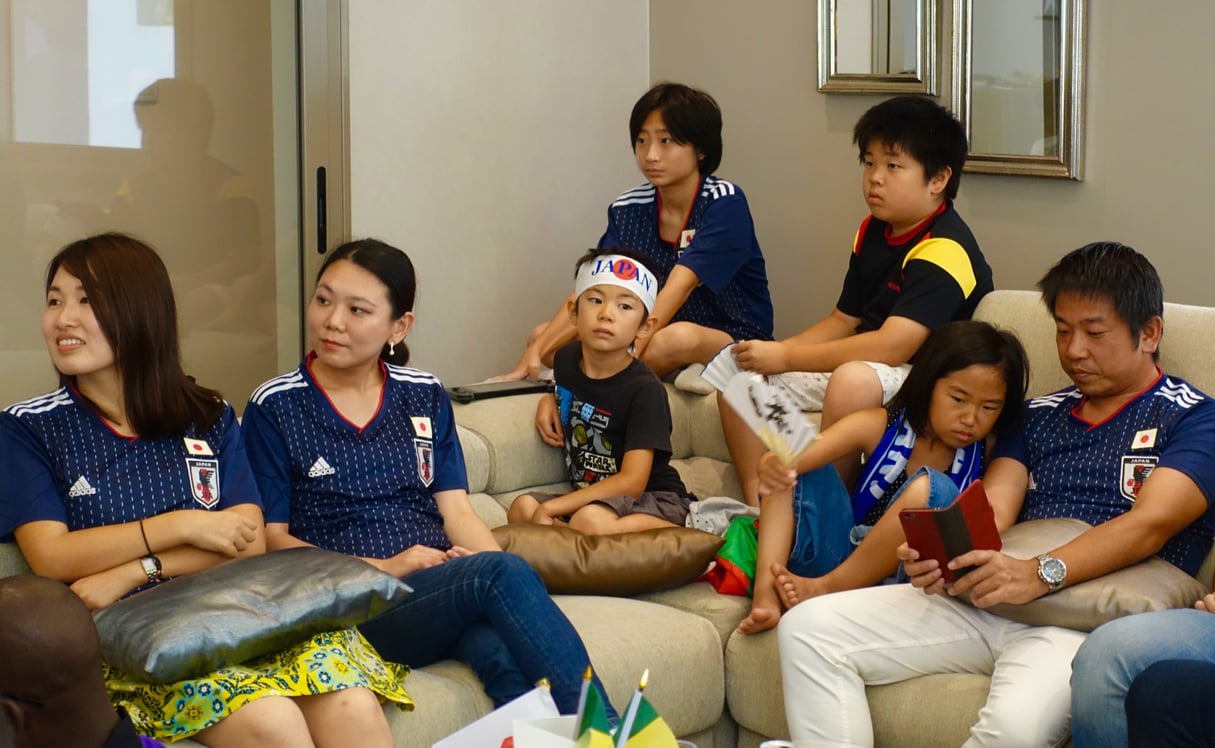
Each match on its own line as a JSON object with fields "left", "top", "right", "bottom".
{"left": 772, "top": 562, "right": 825, "bottom": 609}
{"left": 737, "top": 604, "right": 781, "bottom": 635}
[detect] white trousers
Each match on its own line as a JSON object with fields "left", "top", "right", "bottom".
{"left": 777, "top": 584, "right": 1087, "bottom": 748}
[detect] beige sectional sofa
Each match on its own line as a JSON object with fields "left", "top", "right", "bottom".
{"left": 3, "top": 289, "right": 1214, "bottom": 747}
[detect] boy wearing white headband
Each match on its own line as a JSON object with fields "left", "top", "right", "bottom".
{"left": 507, "top": 248, "right": 697, "bottom": 533}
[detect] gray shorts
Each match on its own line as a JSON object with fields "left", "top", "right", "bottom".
{"left": 529, "top": 490, "right": 694, "bottom": 525}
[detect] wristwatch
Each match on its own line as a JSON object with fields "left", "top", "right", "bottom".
{"left": 1036, "top": 553, "right": 1067, "bottom": 592}
{"left": 139, "top": 554, "right": 163, "bottom": 584}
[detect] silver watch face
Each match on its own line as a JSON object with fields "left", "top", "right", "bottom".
{"left": 1040, "top": 556, "right": 1066, "bottom": 585}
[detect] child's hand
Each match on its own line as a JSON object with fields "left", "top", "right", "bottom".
{"left": 535, "top": 395, "right": 564, "bottom": 447}
{"left": 1196, "top": 592, "right": 1215, "bottom": 613}
{"left": 757, "top": 451, "right": 797, "bottom": 495}
{"left": 732, "top": 339, "right": 789, "bottom": 375}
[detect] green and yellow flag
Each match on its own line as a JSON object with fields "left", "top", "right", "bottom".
{"left": 616, "top": 694, "right": 677, "bottom": 748}
{"left": 576, "top": 680, "right": 613, "bottom": 748}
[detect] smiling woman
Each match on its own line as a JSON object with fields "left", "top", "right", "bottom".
{"left": 0, "top": 233, "right": 406, "bottom": 746}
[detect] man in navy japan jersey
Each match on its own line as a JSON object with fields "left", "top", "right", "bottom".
{"left": 777, "top": 242, "right": 1215, "bottom": 748}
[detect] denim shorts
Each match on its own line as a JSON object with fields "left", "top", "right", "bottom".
{"left": 787, "top": 465, "right": 960, "bottom": 579}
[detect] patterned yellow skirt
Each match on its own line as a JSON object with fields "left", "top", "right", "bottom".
{"left": 105, "top": 628, "right": 412, "bottom": 743}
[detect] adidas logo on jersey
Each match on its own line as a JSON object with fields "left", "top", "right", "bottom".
{"left": 68, "top": 476, "right": 97, "bottom": 497}
{"left": 307, "top": 457, "right": 336, "bottom": 478}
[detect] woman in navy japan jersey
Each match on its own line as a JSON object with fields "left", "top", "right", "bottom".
{"left": 500, "top": 81, "right": 773, "bottom": 380}
{"left": 0, "top": 234, "right": 406, "bottom": 746}
{"left": 242, "top": 239, "right": 615, "bottom": 717}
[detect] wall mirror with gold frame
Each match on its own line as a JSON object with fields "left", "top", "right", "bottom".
{"left": 951, "top": 0, "right": 1086, "bottom": 179}
{"left": 818, "top": 0, "right": 938, "bottom": 94}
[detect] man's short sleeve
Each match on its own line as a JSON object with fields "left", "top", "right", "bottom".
{"left": 991, "top": 402, "right": 1031, "bottom": 467}
{"left": 1158, "top": 397, "right": 1215, "bottom": 506}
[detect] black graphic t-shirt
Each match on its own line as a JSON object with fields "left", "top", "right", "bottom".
{"left": 553, "top": 342, "right": 689, "bottom": 496}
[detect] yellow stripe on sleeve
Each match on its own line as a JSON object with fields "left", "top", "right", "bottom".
{"left": 902, "top": 237, "right": 978, "bottom": 297}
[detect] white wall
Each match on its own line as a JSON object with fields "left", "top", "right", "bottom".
{"left": 349, "top": 0, "right": 1215, "bottom": 382}
{"left": 348, "top": 0, "right": 649, "bottom": 384}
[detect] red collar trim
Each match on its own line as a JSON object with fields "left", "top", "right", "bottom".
{"left": 1071, "top": 367, "right": 1164, "bottom": 430}
{"left": 656, "top": 176, "right": 703, "bottom": 247}
{"left": 884, "top": 201, "right": 947, "bottom": 245}
{"left": 69, "top": 385, "right": 137, "bottom": 442}
{"left": 305, "top": 351, "right": 386, "bottom": 433}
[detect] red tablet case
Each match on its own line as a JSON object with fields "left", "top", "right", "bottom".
{"left": 898, "top": 480, "right": 1002, "bottom": 583}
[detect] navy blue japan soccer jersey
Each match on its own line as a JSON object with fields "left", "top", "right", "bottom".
{"left": 242, "top": 355, "right": 467, "bottom": 558}
{"left": 993, "top": 373, "right": 1215, "bottom": 575}
{"left": 598, "top": 175, "right": 773, "bottom": 341}
{"left": 0, "top": 388, "right": 259, "bottom": 539}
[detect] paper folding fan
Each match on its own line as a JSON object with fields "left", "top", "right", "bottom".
{"left": 721, "top": 372, "right": 817, "bottom": 466}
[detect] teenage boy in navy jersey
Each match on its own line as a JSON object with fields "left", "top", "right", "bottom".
{"left": 497, "top": 82, "right": 773, "bottom": 382}
{"left": 508, "top": 247, "right": 697, "bottom": 533}
{"left": 712, "top": 96, "right": 993, "bottom": 504}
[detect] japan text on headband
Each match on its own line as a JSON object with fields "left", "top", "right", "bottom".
{"left": 573, "top": 254, "right": 658, "bottom": 313}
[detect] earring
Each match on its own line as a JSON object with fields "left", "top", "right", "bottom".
{"left": 388, "top": 341, "right": 396, "bottom": 356}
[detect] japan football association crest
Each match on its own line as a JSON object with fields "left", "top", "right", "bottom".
{"left": 187, "top": 458, "right": 221, "bottom": 508}
{"left": 415, "top": 439, "right": 435, "bottom": 487}
{"left": 1120, "top": 455, "right": 1158, "bottom": 502}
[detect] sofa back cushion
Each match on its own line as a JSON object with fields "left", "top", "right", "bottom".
{"left": 453, "top": 385, "right": 729, "bottom": 496}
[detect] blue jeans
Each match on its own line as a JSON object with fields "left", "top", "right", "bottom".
{"left": 358, "top": 552, "right": 615, "bottom": 718}
{"left": 1072, "top": 608, "right": 1215, "bottom": 747}
{"left": 1126, "top": 659, "right": 1215, "bottom": 747}
{"left": 788, "top": 465, "right": 957, "bottom": 578}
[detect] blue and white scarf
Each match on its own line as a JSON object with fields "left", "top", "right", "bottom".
{"left": 849, "top": 410, "right": 985, "bottom": 524}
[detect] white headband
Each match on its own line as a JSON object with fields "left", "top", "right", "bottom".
{"left": 574, "top": 254, "right": 658, "bottom": 313}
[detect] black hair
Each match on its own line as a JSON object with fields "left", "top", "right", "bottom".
{"left": 317, "top": 238, "right": 416, "bottom": 366}
{"left": 887, "top": 320, "right": 1029, "bottom": 441}
{"left": 629, "top": 82, "right": 723, "bottom": 176}
{"left": 572, "top": 246, "right": 657, "bottom": 314}
{"left": 1037, "top": 242, "right": 1163, "bottom": 362}
{"left": 853, "top": 95, "right": 968, "bottom": 201}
